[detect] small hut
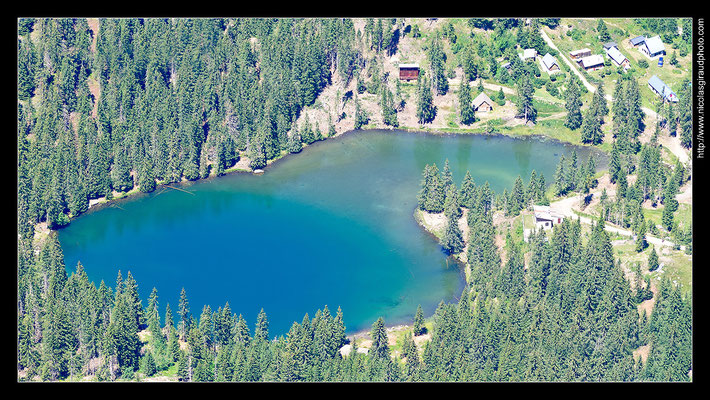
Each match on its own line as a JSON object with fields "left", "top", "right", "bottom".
{"left": 541, "top": 53, "right": 560, "bottom": 73}
{"left": 533, "top": 205, "right": 564, "bottom": 230}
{"left": 522, "top": 48, "right": 537, "bottom": 61}
{"left": 472, "top": 92, "right": 494, "bottom": 112}
{"left": 569, "top": 48, "right": 592, "bottom": 60}
{"left": 398, "top": 64, "right": 420, "bottom": 81}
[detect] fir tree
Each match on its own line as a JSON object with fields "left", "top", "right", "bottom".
{"left": 516, "top": 72, "right": 536, "bottom": 123}
{"left": 458, "top": 78, "right": 475, "bottom": 125}
{"left": 441, "top": 213, "right": 465, "bottom": 255}
{"left": 564, "top": 76, "right": 583, "bottom": 130}
{"left": 416, "top": 73, "right": 436, "bottom": 124}
{"left": 413, "top": 305, "right": 426, "bottom": 336}
{"left": 648, "top": 246, "right": 659, "bottom": 272}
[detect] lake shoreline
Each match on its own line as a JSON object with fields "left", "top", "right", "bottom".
{"left": 50, "top": 127, "right": 608, "bottom": 231}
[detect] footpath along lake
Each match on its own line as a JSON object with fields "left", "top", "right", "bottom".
{"left": 58, "top": 130, "right": 606, "bottom": 336}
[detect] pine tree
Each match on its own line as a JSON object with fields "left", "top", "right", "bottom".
{"left": 413, "top": 305, "right": 425, "bottom": 336}
{"left": 354, "top": 95, "right": 370, "bottom": 129}
{"left": 648, "top": 246, "right": 659, "bottom": 272}
{"left": 564, "top": 76, "right": 583, "bottom": 130}
{"left": 428, "top": 33, "right": 448, "bottom": 96}
{"left": 458, "top": 78, "right": 475, "bottom": 125}
{"left": 441, "top": 213, "right": 465, "bottom": 255}
{"left": 141, "top": 350, "right": 157, "bottom": 377}
{"left": 255, "top": 308, "right": 269, "bottom": 342}
{"left": 178, "top": 288, "right": 191, "bottom": 340}
{"left": 416, "top": 73, "right": 436, "bottom": 124}
{"left": 509, "top": 175, "right": 525, "bottom": 215}
{"left": 380, "top": 84, "right": 399, "bottom": 127}
{"left": 108, "top": 291, "right": 141, "bottom": 372}
{"left": 580, "top": 106, "right": 603, "bottom": 145}
{"left": 516, "top": 72, "right": 536, "bottom": 123}
{"left": 370, "top": 317, "right": 389, "bottom": 360}
{"left": 459, "top": 171, "right": 477, "bottom": 209}
{"left": 554, "top": 155, "right": 567, "bottom": 196}
{"left": 417, "top": 164, "right": 445, "bottom": 213}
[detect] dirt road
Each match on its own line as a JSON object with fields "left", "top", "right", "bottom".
{"left": 550, "top": 192, "right": 678, "bottom": 249}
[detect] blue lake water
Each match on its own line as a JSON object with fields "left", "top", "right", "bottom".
{"left": 58, "top": 130, "right": 605, "bottom": 337}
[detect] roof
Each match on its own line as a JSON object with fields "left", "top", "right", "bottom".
{"left": 541, "top": 53, "right": 558, "bottom": 70}
{"left": 630, "top": 36, "right": 645, "bottom": 45}
{"left": 644, "top": 35, "right": 665, "bottom": 54}
{"left": 523, "top": 48, "right": 537, "bottom": 59}
{"left": 606, "top": 46, "right": 627, "bottom": 65}
{"left": 570, "top": 48, "right": 591, "bottom": 56}
{"left": 533, "top": 205, "right": 564, "bottom": 221}
{"left": 399, "top": 63, "right": 419, "bottom": 69}
{"left": 472, "top": 92, "right": 494, "bottom": 108}
{"left": 648, "top": 75, "right": 678, "bottom": 102}
{"left": 580, "top": 54, "right": 604, "bottom": 68}
{"left": 603, "top": 41, "right": 617, "bottom": 50}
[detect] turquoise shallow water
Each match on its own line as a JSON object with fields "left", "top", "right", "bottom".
{"left": 58, "top": 130, "right": 605, "bottom": 336}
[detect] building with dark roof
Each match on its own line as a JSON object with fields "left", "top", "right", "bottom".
{"left": 630, "top": 36, "right": 645, "bottom": 46}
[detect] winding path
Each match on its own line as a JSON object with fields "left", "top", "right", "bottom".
{"left": 550, "top": 193, "right": 679, "bottom": 249}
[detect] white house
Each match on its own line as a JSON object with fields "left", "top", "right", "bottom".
{"left": 541, "top": 53, "right": 560, "bottom": 73}
{"left": 522, "top": 48, "right": 537, "bottom": 61}
{"left": 606, "top": 46, "right": 629, "bottom": 68}
{"left": 640, "top": 35, "right": 665, "bottom": 58}
{"left": 579, "top": 54, "right": 605, "bottom": 71}
{"left": 533, "top": 205, "right": 565, "bottom": 230}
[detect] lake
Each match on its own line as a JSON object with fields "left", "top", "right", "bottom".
{"left": 58, "top": 130, "right": 606, "bottom": 337}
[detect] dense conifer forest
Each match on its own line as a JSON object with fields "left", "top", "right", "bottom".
{"left": 17, "top": 17, "right": 692, "bottom": 382}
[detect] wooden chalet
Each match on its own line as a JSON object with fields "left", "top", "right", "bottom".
{"left": 541, "top": 53, "right": 560, "bottom": 73}
{"left": 579, "top": 54, "right": 604, "bottom": 71}
{"left": 399, "top": 64, "right": 420, "bottom": 81}
{"left": 569, "top": 48, "right": 592, "bottom": 60}
{"left": 472, "top": 92, "right": 494, "bottom": 112}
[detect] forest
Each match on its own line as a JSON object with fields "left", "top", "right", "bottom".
{"left": 17, "top": 17, "right": 692, "bottom": 382}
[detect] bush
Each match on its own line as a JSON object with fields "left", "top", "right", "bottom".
{"left": 545, "top": 81, "right": 559, "bottom": 97}
{"left": 638, "top": 59, "right": 649, "bottom": 69}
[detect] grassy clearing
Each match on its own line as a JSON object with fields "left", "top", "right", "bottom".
{"left": 613, "top": 239, "right": 692, "bottom": 296}
{"left": 642, "top": 202, "right": 692, "bottom": 231}
{"left": 651, "top": 250, "right": 692, "bottom": 297}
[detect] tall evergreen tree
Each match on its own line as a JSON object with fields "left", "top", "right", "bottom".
{"left": 564, "top": 76, "right": 583, "bottom": 130}
{"left": 458, "top": 79, "right": 475, "bottom": 125}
